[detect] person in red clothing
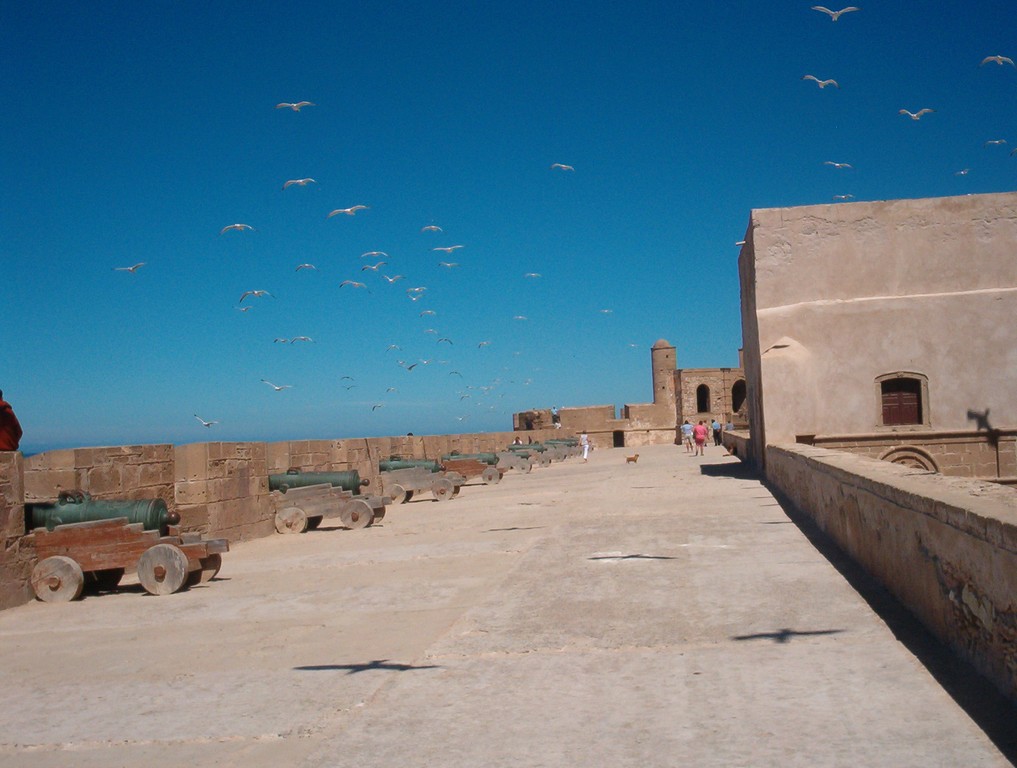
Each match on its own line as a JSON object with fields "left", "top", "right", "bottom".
{"left": 692, "top": 420, "right": 708, "bottom": 457}
{"left": 0, "top": 390, "right": 23, "bottom": 451}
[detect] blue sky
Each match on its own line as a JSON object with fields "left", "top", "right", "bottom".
{"left": 4, "top": 1, "right": 1015, "bottom": 452}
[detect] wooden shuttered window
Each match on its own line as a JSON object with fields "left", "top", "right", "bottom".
{"left": 881, "top": 378, "right": 922, "bottom": 425}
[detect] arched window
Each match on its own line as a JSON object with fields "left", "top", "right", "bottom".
{"left": 875, "top": 373, "right": 929, "bottom": 427}
{"left": 731, "top": 380, "right": 746, "bottom": 414}
{"left": 696, "top": 384, "right": 711, "bottom": 413}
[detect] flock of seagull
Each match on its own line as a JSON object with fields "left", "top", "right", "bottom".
{"left": 796, "top": 6, "right": 1016, "bottom": 203}
{"left": 114, "top": 5, "right": 1014, "bottom": 432}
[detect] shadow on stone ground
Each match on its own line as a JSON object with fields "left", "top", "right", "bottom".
{"left": 763, "top": 483, "right": 1017, "bottom": 763}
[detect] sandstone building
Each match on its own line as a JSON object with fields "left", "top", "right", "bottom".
{"left": 737, "top": 191, "right": 1017, "bottom": 481}
{"left": 514, "top": 341, "right": 745, "bottom": 447}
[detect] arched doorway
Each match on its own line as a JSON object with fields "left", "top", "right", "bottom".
{"left": 696, "top": 384, "right": 710, "bottom": 413}
{"left": 731, "top": 380, "right": 746, "bottom": 414}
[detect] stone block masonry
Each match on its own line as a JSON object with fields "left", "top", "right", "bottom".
{"left": 0, "top": 452, "right": 32, "bottom": 609}
{"left": 765, "top": 442, "right": 1017, "bottom": 701}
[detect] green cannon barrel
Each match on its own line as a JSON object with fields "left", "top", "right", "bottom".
{"left": 27, "top": 492, "right": 180, "bottom": 533}
{"left": 379, "top": 459, "right": 442, "bottom": 473}
{"left": 269, "top": 469, "right": 367, "bottom": 493}
{"left": 545, "top": 438, "right": 578, "bottom": 446}
{"left": 507, "top": 443, "right": 547, "bottom": 452}
{"left": 441, "top": 452, "right": 500, "bottom": 465}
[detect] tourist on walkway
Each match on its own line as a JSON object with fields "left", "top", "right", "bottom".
{"left": 580, "top": 431, "right": 590, "bottom": 462}
{"left": 0, "top": 390, "right": 23, "bottom": 452}
{"left": 680, "top": 420, "right": 694, "bottom": 454}
{"left": 692, "top": 421, "right": 708, "bottom": 456}
{"left": 712, "top": 419, "right": 722, "bottom": 446}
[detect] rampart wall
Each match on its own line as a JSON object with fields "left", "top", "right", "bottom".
{"left": 0, "top": 428, "right": 564, "bottom": 610}
{"left": 765, "top": 442, "right": 1017, "bottom": 701}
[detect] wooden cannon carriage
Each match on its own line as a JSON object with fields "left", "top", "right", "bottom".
{"left": 439, "top": 454, "right": 509, "bottom": 484}
{"left": 268, "top": 470, "right": 388, "bottom": 533}
{"left": 27, "top": 518, "right": 228, "bottom": 602}
{"left": 378, "top": 459, "right": 465, "bottom": 503}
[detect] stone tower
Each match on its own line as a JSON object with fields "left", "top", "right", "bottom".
{"left": 651, "top": 338, "right": 677, "bottom": 410}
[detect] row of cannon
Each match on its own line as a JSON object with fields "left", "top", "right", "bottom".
{"left": 23, "top": 437, "right": 580, "bottom": 602}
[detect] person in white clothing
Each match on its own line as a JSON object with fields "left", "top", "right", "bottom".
{"left": 580, "top": 431, "right": 590, "bottom": 462}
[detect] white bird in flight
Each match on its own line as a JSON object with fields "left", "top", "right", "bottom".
{"left": 328, "top": 205, "right": 368, "bottom": 217}
{"left": 984, "top": 139, "right": 1007, "bottom": 146}
{"left": 599, "top": 309, "right": 613, "bottom": 314}
{"left": 899, "top": 108, "right": 934, "bottom": 120}
{"left": 371, "top": 404, "right": 384, "bottom": 411}
{"left": 550, "top": 163, "right": 575, "bottom": 171}
{"left": 283, "top": 178, "right": 316, "bottom": 189}
{"left": 421, "top": 225, "right": 443, "bottom": 232}
{"left": 524, "top": 272, "right": 541, "bottom": 278}
{"left": 239, "top": 289, "right": 273, "bottom": 303}
{"left": 361, "top": 261, "right": 387, "bottom": 271}
{"left": 113, "top": 262, "right": 146, "bottom": 273}
{"left": 420, "top": 309, "right": 436, "bottom": 316}
{"left": 802, "top": 75, "right": 839, "bottom": 89}
{"left": 955, "top": 169, "right": 971, "bottom": 176}
{"left": 276, "top": 101, "right": 314, "bottom": 111}
{"left": 273, "top": 338, "right": 290, "bottom": 343}
{"left": 438, "top": 261, "right": 460, "bottom": 268}
{"left": 824, "top": 161, "right": 852, "bottom": 169}
{"left": 194, "top": 414, "right": 219, "bottom": 428}
{"left": 360, "top": 250, "right": 388, "bottom": 258}
{"left": 295, "top": 263, "right": 317, "bottom": 271}
{"left": 833, "top": 194, "right": 855, "bottom": 201}
{"left": 980, "top": 55, "right": 1015, "bottom": 67}
{"left": 382, "top": 274, "right": 405, "bottom": 283}
{"left": 386, "top": 344, "right": 401, "bottom": 352}
{"left": 811, "top": 6, "right": 860, "bottom": 21}
{"left": 513, "top": 315, "right": 528, "bottom": 320}
{"left": 477, "top": 341, "right": 492, "bottom": 348}
{"left": 340, "top": 280, "right": 368, "bottom": 289}
{"left": 290, "top": 336, "right": 314, "bottom": 343}
{"left": 220, "top": 223, "right": 254, "bottom": 234}
{"left": 432, "top": 245, "right": 464, "bottom": 253}
{"left": 261, "top": 379, "right": 293, "bottom": 391}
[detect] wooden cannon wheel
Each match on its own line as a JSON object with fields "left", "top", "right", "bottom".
{"left": 387, "top": 483, "right": 408, "bottom": 504}
{"left": 481, "top": 466, "right": 501, "bottom": 485}
{"left": 520, "top": 459, "right": 533, "bottom": 473}
{"left": 31, "top": 556, "right": 84, "bottom": 603}
{"left": 340, "top": 498, "right": 374, "bottom": 529}
{"left": 431, "top": 477, "right": 455, "bottom": 501}
{"left": 186, "top": 553, "right": 224, "bottom": 587}
{"left": 275, "top": 506, "right": 309, "bottom": 534}
{"left": 137, "top": 543, "right": 190, "bottom": 596}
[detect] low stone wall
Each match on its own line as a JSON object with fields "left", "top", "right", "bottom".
{"left": 807, "top": 430, "right": 1017, "bottom": 481}
{"left": 766, "top": 442, "right": 1017, "bottom": 700}
{"left": 721, "top": 429, "right": 753, "bottom": 464}
{"left": 0, "top": 428, "right": 571, "bottom": 610}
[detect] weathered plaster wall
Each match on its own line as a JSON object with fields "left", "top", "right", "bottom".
{"left": 740, "top": 192, "right": 1017, "bottom": 463}
{"left": 766, "top": 442, "right": 1017, "bottom": 700}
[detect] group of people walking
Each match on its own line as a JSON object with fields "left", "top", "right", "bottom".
{"left": 679, "top": 418, "right": 724, "bottom": 456}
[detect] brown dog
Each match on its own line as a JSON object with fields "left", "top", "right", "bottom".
{"left": 626, "top": 454, "right": 639, "bottom": 464}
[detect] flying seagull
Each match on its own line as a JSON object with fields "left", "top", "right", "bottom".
{"left": 239, "top": 289, "right": 273, "bottom": 303}
{"left": 328, "top": 205, "right": 368, "bottom": 217}
{"left": 361, "top": 261, "right": 387, "bottom": 271}
{"left": 524, "top": 272, "right": 541, "bottom": 278}
{"left": 899, "top": 108, "right": 934, "bottom": 120}
{"left": 371, "top": 404, "right": 384, "bottom": 411}
{"left": 290, "top": 336, "right": 314, "bottom": 343}
{"left": 194, "top": 415, "right": 219, "bottom": 428}
{"left": 954, "top": 169, "right": 971, "bottom": 176}
{"left": 811, "top": 6, "right": 860, "bottom": 21}
{"left": 980, "top": 55, "right": 1015, "bottom": 67}
{"left": 984, "top": 139, "right": 1007, "bottom": 146}
{"left": 513, "top": 315, "right": 528, "bottom": 321}
{"left": 382, "top": 274, "right": 405, "bottom": 283}
{"left": 550, "top": 163, "right": 575, "bottom": 171}
{"left": 824, "top": 161, "right": 852, "bottom": 169}
{"left": 802, "top": 75, "right": 839, "bottom": 89}
{"left": 421, "top": 225, "right": 443, "bottom": 232}
{"left": 432, "top": 245, "right": 464, "bottom": 253}
{"left": 385, "top": 344, "right": 401, "bottom": 352}
{"left": 276, "top": 101, "right": 314, "bottom": 111}
{"left": 833, "top": 194, "right": 855, "bottom": 200}
{"left": 113, "top": 262, "right": 146, "bottom": 273}
{"left": 283, "top": 178, "right": 316, "bottom": 189}
{"left": 438, "top": 338, "right": 453, "bottom": 345}
{"left": 273, "top": 338, "right": 290, "bottom": 343}
{"left": 295, "top": 263, "right": 317, "bottom": 271}
{"left": 360, "top": 251, "right": 388, "bottom": 258}
{"left": 261, "top": 379, "right": 292, "bottom": 391}
{"left": 340, "top": 280, "right": 368, "bottom": 289}
{"left": 477, "top": 340, "right": 492, "bottom": 348}
{"left": 599, "top": 309, "right": 613, "bottom": 314}
{"left": 220, "top": 223, "right": 254, "bottom": 234}
{"left": 438, "top": 261, "right": 460, "bottom": 268}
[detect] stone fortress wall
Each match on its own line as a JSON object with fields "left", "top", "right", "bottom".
{"left": 0, "top": 428, "right": 564, "bottom": 610}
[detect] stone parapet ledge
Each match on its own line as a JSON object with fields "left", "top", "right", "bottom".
{"left": 721, "top": 429, "right": 752, "bottom": 464}
{"left": 765, "top": 442, "right": 1017, "bottom": 701}
{"left": 23, "top": 444, "right": 175, "bottom": 506}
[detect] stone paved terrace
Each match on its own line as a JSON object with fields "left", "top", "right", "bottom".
{"left": 0, "top": 445, "right": 1013, "bottom": 767}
